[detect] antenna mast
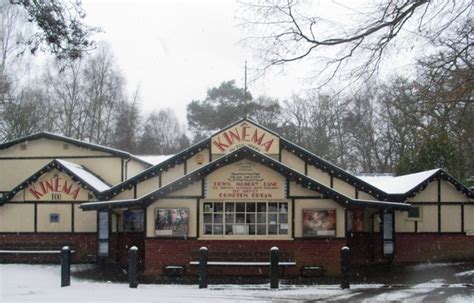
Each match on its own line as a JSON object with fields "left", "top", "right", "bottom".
{"left": 244, "top": 61, "right": 247, "bottom": 118}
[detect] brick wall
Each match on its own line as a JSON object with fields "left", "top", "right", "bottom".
{"left": 394, "top": 233, "right": 474, "bottom": 263}
{"left": 144, "top": 238, "right": 347, "bottom": 277}
{"left": 0, "top": 233, "right": 96, "bottom": 263}
{"left": 347, "top": 232, "right": 474, "bottom": 266}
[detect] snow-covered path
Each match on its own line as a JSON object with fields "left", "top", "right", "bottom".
{"left": 0, "top": 264, "right": 473, "bottom": 302}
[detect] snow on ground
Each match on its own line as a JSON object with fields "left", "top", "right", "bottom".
{"left": 455, "top": 270, "right": 474, "bottom": 277}
{"left": 411, "top": 262, "right": 464, "bottom": 271}
{"left": 1, "top": 264, "right": 473, "bottom": 302}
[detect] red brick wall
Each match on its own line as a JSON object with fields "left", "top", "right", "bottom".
{"left": 144, "top": 238, "right": 347, "bottom": 277}
{"left": 114, "top": 232, "right": 145, "bottom": 266}
{"left": 0, "top": 233, "right": 96, "bottom": 263}
{"left": 394, "top": 233, "right": 474, "bottom": 263}
{"left": 347, "top": 232, "right": 474, "bottom": 266}
{"left": 347, "top": 232, "right": 374, "bottom": 264}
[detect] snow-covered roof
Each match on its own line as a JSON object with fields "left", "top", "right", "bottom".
{"left": 358, "top": 169, "right": 440, "bottom": 194}
{"left": 56, "top": 159, "right": 110, "bottom": 192}
{"left": 135, "top": 155, "right": 174, "bottom": 166}
{"left": 0, "top": 132, "right": 152, "bottom": 167}
{"left": 85, "top": 146, "right": 413, "bottom": 211}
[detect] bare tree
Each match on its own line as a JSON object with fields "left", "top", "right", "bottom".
{"left": 111, "top": 88, "right": 142, "bottom": 153}
{"left": 82, "top": 44, "right": 124, "bottom": 145}
{"left": 0, "top": 84, "right": 53, "bottom": 140}
{"left": 0, "top": 0, "right": 31, "bottom": 114}
{"left": 139, "top": 109, "right": 188, "bottom": 155}
{"left": 241, "top": 0, "right": 472, "bottom": 88}
{"left": 45, "top": 59, "right": 87, "bottom": 138}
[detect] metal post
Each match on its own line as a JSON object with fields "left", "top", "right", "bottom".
{"left": 341, "top": 246, "right": 350, "bottom": 289}
{"left": 128, "top": 246, "right": 138, "bottom": 288}
{"left": 270, "top": 246, "right": 279, "bottom": 289}
{"left": 60, "top": 246, "right": 71, "bottom": 287}
{"left": 198, "top": 247, "right": 208, "bottom": 289}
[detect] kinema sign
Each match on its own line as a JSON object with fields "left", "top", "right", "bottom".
{"left": 211, "top": 122, "right": 279, "bottom": 154}
{"left": 27, "top": 172, "right": 82, "bottom": 201}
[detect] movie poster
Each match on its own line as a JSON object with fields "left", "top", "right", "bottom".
{"left": 303, "top": 209, "right": 336, "bottom": 237}
{"left": 155, "top": 208, "right": 189, "bottom": 236}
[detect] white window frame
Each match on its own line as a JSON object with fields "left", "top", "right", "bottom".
{"left": 200, "top": 200, "right": 292, "bottom": 240}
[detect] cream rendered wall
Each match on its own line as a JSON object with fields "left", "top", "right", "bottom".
{"left": 288, "top": 181, "right": 322, "bottom": 197}
{"left": 416, "top": 205, "right": 438, "bottom": 232}
{"left": 136, "top": 177, "right": 159, "bottom": 197}
{"left": 0, "top": 138, "right": 134, "bottom": 190}
{"left": 9, "top": 191, "right": 24, "bottom": 202}
{"left": 0, "top": 159, "right": 51, "bottom": 191}
{"left": 280, "top": 150, "right": 305, "bottom": 174}
{"left": 307, "top": 166, "right": 331, "bottom": 187}
{"left": 74, "top": 205, "right": 97, "bottom": 232}
{"left": 37, "top": 204, "right": 72, "bottom": 232}
{"left": 126, "top": 160, "right": 149, "bottom": 180}
{"left": 441, "top": 181, "right": 469, "bottom": 202}
{"left": 395, "top": 211, "right": 415, "bottom": 232}
{"left": 441, "top": 205, "right": 461, "bottom": 232}
{"left": 168, "top": 181, "right": 202, "bottom": 197}
{"left": 112, "top": 189, "right": 135, "bottom": 200}
{"left": 465, "top": 205, "right": 474, "bottom": 233}
{"left": 333, "top": 178, "right": 356, "bottom": 199}
{"left": 74, "top": 158, "right": 122, "bottom": 186}
{"left": 161, "top": 165, "right": 185, "bottom": 186}
{"left": 0, "top": 138, "right": 112, "bottom": 158}
{"left": 146, "top": 199, "right": 197, "bottom": 237}
{"left": 294, "top": 199, "right": 345, "bottom": 238}
{"left": 357, "top": 191, "right": 377, "bottom": 201}
{"left": 407, "top": 182, "right": 438, "bottom": 202}
{"left": 0, "top": 203, "right": 34, "bottom": 232}
{"left": 186, "top": 149, "right": 210, "bottom": 173}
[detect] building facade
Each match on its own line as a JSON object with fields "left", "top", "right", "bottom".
{"left": 1, "top": 119, "right": 473, "bottom": 277}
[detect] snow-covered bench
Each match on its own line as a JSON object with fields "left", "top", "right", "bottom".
{"left": 188, "top": 249, "right": 296, "bottom": 268}
{"left": 0, "top": 243, "right": 76, "bottom": 262}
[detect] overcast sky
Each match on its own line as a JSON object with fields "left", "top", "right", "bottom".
{"left": 80, "top": 0, "right": 420, "bottom": 125}
{"left": 81, "top": 0, "right": 309, "bottom": 124}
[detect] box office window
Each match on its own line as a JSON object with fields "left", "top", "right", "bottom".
{"left": 123, "top": 209, "right": 144, "bottom": 232}
{"left": 407, "top": 206, "right": 421, "bottom": 221}
{"left": 202, "top": 201, "right": 289, "bottom": 237}
{"left": 49, "top": 213, "right": 60, "bottom": 223}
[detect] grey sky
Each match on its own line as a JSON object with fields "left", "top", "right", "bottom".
{"left": 80, "top": 0, "right": 419, "bottom": 124}
{"left": 81, "top": 0, "right": 306, "bottom": 123}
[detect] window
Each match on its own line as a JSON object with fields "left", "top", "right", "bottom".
{"left": 123, "top": 209, "right": 144, "bottom": 232}
{"left": 202, "top": 201, "right": 289, "bottom": 237}
{"left": 407, "top": 206, "right": 421, "bottom": 221}
{"left": 49, "top": 213, "right": 60, "bottom": 223}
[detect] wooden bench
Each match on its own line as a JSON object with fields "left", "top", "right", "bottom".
{"left": 302, "top": 265, "right": 325, "bottom": 277}
{"left": 0, "top": 243, "right": 76, "bottom": 262}
{"left": 188, "top": 249, "right": 296, "bottom": 268}
{"left": 0, "top": 242, "right": 75, "bottom": 254}
{"left": 163, "top": 265, "right": 186, "bottom": 276}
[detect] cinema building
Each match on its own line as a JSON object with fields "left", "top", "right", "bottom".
{"left": 0, "top": 119, "right": 473, "bottom": 277}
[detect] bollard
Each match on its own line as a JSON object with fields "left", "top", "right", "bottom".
{"left": 198, "top": 247, "right": 208, "bottom": 289}
{"left": 60, "top": 246, "right": 71, "bottom": 287}
{"left": 340, "top": 246, "right": 350, "bottom": 289}
{"left": 128, "top": 246, "right": 138, "bottom": 288}
{"left": 270, "top": 246, "right": 279, "bottom": 289}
